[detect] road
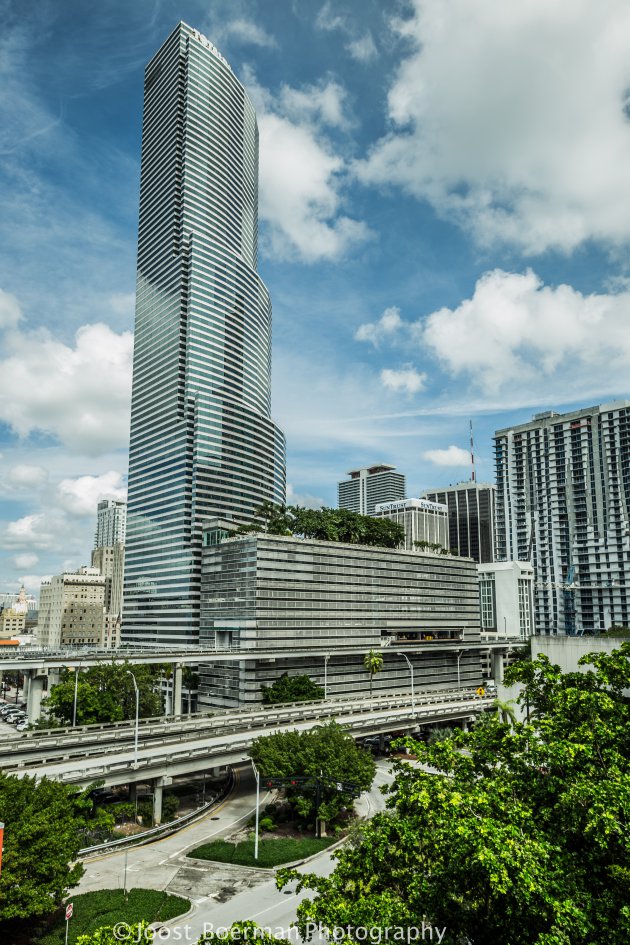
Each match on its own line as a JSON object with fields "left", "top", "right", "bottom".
{"left": 76, "top": 760, "right": 396, "bottom": 942}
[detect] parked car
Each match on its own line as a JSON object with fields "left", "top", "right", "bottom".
{"left": 8, "top": 714, "right": 27, "bottom": 725}
{"left": 15, "top": 721, "right": 28, "bottom": 732}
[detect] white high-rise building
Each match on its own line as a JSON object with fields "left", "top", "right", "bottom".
{"left": 372, "top": 498, "right": 449, "bottom": 551}
{"left": 495, "top": 401, "right": 630, "bottom": 634}
{"left": 122, "top": 23, "right": 286, "bottom": 646}
{"left": 338, "top": 464, "right": 406, "bottom": 516}
{"left": 37, "top": 568, "right": 105, "bottom": 648}
{"left": 94, "top": 499, "right": 127, "bottom": 548}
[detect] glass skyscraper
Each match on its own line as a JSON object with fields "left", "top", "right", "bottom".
{"left": 122, "top": 22, "right": 286, "bottom": 646}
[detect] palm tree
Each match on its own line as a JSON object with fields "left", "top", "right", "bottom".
{"left": 492, "top": 697, "right": 518, "bottom": 727}
{"left": 364, "top": 649, "right": 384, "bottom": 698}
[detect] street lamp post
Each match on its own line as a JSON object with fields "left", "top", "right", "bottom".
{"left": 126, "top": 670, "right": 140, "bottom": 769}
{"left": 397, "top": 652, "right": 415, "bottom": 717}
{"left": 251, "top": 759, "right": 260, "bottom": 861}
{"left": 72, "top": 665, "right": 81, "bottom": 727}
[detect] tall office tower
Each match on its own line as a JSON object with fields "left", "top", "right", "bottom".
{"left": 94, "top": 499, "right": 127, "bottom": 549}
{"left": 495, "top": 402, "right": 630, "bottom": 635}
{"left": 122, "top": 23, "right": 286, "bottom": 646}
{"left": 422, "top": 481, "right": 496, "bottom": 563}
{"left": 338, "top": 464, "right": 406, "bottom": 515}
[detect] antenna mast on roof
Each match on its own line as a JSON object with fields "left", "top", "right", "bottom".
{"left": 470, "top": 419, "right": 476, "bottom": 482}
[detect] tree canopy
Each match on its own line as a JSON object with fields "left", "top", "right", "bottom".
{"left": 278, "top": 643, "right": 630, "bottom": 945}
{"left": 261, "top": 673, "right": 324, "bottom": 705}
{"left": 250, "top": 720, "right": 376, "bottom": 823}
{"left": 44, "top": 661, "right": 163, "bottom": 726}
{"left": 239, "top": 503, "right": 405, "bottom": 549}
{"left": 0, "top": 773, "right": 91, "bottom": 927}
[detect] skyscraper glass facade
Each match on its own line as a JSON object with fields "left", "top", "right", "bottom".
{"left": 123, "top": 23, "right": 286, "bottom": 645}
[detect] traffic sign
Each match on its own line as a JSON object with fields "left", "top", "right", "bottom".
{"left": 476, "top": 686, "right": 486, "bottom": 697}
{"left": 65, "top": 903, "right": 73, "bottom": 920}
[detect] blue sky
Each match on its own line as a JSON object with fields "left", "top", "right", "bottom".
{"left": 2, "top": 0, "right": 630, "bottom": 594}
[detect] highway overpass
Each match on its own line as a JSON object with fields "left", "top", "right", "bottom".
{"left": 1, "top": 687, "right": 492, "bottom": 821}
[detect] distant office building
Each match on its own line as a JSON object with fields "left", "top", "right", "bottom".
{"left": 0, "top": 586, "right": 28, "bottom": 638}
{"left": 495, "top": 401, "right": 630, "bottom": 635}
{"left": 422, "top": 481, "right": 496, "bottom": 563}
{"left": 91, "top": 544, "right": 125, "bottom": 648}
{"left": 199, "top": 531, "right": 483, "bottom": 709}
{"left": 122, "top": 22, "right": 285, "bottom": 647}
{"left": 338, "top": 464, "right": 406, "bottom": 516}
{"left": 94, "top": 499, "right": 127, "bottom": 549}
{"left": 373, "top": 498, "right": 449, "bottom": 551}
{"left": 478, "top": 561, "right": 534, "bottom": 640}
{"left": 37, "top": 568, "right": 105, "bottom": 648}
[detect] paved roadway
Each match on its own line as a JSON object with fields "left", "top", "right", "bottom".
{"left": 77, "top": 761, "right": 396, "bottom": 944}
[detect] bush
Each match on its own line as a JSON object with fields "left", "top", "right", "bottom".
{"left": 259, "top": 816, "right": 275, "bottom": 832}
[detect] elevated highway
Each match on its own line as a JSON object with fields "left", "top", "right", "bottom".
{"left": 1, "top": 687, "right": 492, "bottom": 819}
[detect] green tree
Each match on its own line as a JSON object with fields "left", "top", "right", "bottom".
{"left": 198, "top": 922, "right": 291, "bottom": 945}
{"left": 278, "top": 644, "right": 630, "bottom": 945}
{"left": 0, "top": 773, "right": 90, "bottom": 929}
{"left": 363, "top": 649, "right": 384, "bottom": 697}
{"left": 44, "top": 661, "right": 163, "bottom": 725}
{"left": 261, "top": 673, "right": 324, "bottom": 705}
{"left": 250, "top": 720, "right": 376, "bottom": 824}
{"left": 239, "top": 504, "right": 405, "bottom": 549}
{"left": 76, "top": 920, "right": 153, "bottom": 945}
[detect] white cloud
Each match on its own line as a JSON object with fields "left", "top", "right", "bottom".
{"left": 57, "top": 471, "right": 127, "bottom": 517}
{"left": 286, "top": 483, "right": 326, "bottom": 509}
{"left": 355, "top": 306, "right": 403, "bottom": 346}
{"left": 17, "top": 574, "right": 51, "bottom": 593}
{"left": 6, "top": 464, "right": 48, "bottom": 489}
{"left": 221, "top": 19, "right": 277, "bottom": 48}
{"left": 315, "top": 3, "right": 378, "bottom": 63}
{"left": 423, "top": 445, "right": 472, "bottom": 467}
{"left": 346, "top": 33, "right": 378, "bottom": 63}
{"left": 258, "top": 111, "right": 371, "bottom": 262}
{"left": 420, "top": 268, "right": 630, "bottom": 400}
{"left": 0, "top": 289, "right": 22, "bottom": 329}
{"left": 5, "top": 514, "right": 56, "bottom": 551}
{"left": 13, "top": 553, "right": 38, "bottom": 569}
{"left": 0, "top": 317, "right": 133, "bottom": 455}
{"left": 278, "top": 79, "right": 351, "bottom": 130}
{"left": 380, "top": 366, "right": 427, "bottom": 395}
{"left": 357, "top": 0, "right": 630, "bottom": 253}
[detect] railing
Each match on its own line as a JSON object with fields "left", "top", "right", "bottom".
{"left": 79, "top": 768, "right": 236, "bottom": 856}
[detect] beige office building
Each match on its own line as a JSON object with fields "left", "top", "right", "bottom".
{"left": 37, "top": 568, "right": 105, "bottom": 648}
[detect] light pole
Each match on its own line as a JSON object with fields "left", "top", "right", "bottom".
{"left": 397, "top": 652, "right": 415, "bottom": 717}
{"left": 251, "top": 759, "right": 260, "bottom": 861}
{"left": 126, "top": 670, "right": 139, "bottom": 769}
{"left": 72, "top": 664, "right": 82, "bottom": 727}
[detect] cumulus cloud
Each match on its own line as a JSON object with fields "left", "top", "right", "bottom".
{"left": 221, "top": 18, "right": 277, "bottom": 48}
{"left": 0, "top": 289, "right": 22, "bottom": 329}
{"left": 57, "top": 471, "right": 127, "bottom": 517}
{"left": 316, "top": 3, "right": 378, "bottom": 62}
{"left": 286, "top": 483, "right": 326, "bottom": 509}
{"left": 258, "top": 110, "right": 371, "bottom": 262}
{"left": 278, "top": 79, "right": 351, "bottom": 130}
{"left": 5, "top": 514, "right": 56, "bottom": 551}
{"left": 423, "top": 445, "right": 472, "bottom": 467}
{"left": 6, "top": 464, "right": 48, "bottom": 489}
{"left": 355, "top": 306, "right": 404, "bottom": 346}
{"left": 0, "top": 317, "right": 133, "bottom": 454}
{"left": 13, "top": 553, "right": 38, "bottom": 569}
{"left": 357, "top": 0, "right": 630, "bottom": 253}
{"left": 381, "top": 366, "right": 426, "bottom": 395}
{"left": 346, "top": 33, "right": 378, "bottom": 63}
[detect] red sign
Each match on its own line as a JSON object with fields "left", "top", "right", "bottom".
{"left": 65, "top": 903, "right": 73, "bottom": 920}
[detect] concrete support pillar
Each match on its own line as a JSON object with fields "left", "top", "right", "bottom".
{"left": 27, "top": 674, "right": 46, "bottom": 723}
{"left": 172, "top": 663, "right": 183, "bottom": 717}
{"left": 211, "top": 766, "right": 221, "bottom": 778}
{"left": 153, "top": 777, "right": 164, "bottom": 826}
{"left": 128, "top": 783, "right": 137, "bottom": 804}
{"left": 491, "top": 650, "right": 505, "bottom": 685}
{"left": 21, "top": 671, "right": 31, "bottom": 704}
{"left": 461, "top": 718, "right": 469, "bottom": 732}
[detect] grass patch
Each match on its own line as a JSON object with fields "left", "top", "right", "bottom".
{"left": 34, "top": 888, "right": 189, "bottom": 945}
{"left": 189, "top": 836, "right": 334, "bottom": 868}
